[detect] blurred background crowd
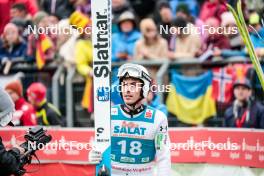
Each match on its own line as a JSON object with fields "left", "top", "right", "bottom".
{"left": 0, "top": 0, "right": 264, "bottom": 129}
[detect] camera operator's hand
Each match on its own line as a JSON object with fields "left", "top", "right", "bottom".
{"left": 12, "top": 144, "right": 25, "bottom": 155}
{"left": 1, "top": 57, "right": 12, "bottom": 75}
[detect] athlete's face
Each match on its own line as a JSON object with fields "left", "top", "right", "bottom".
{"left": 121, "top": 78, "right": 143, "bottom": 105}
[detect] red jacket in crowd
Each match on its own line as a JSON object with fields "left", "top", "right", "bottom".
{"left": 13, "top": 97, "right": 37, "bottom": 126}
{"left": 0, "top": 0, "right": 38, "bottom": 34}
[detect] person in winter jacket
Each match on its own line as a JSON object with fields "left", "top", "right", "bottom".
{"left": 5, "top": 80, "right": 37, "bottom": 126}
{"left": 112, "top": 0, "right": 134, "bottom": 33}
{"left": 112, "top": 11, "right": 141, "bottom": 62}
{"left": 0, "top": 87, "right": 26, "bottom": 176}
{"left": 248, "top": 12, "right": 264, "bottom": 57}
{"left": 224, "top": 78, "right": 264, "bottom": 129}
{"left": 134, "top": 18, "right": 168, "bottom": 60}
{"left": 0, "top": 0, "right": 38, "bottom": 34}
{"left": 212, "top": 12, "right": 264, "bottom": 58}
{"left": 0, "top": 23, "right": 27, "bottom": 61}
{"left": 69, "top": 11, "right": 93, "bottom": 77}
{"left": 27, "top": 82, "right": 62, "bottom": 126}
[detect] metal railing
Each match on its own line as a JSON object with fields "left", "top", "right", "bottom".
{"left": 66, "top": 67, "right": 76, "bottom": 127}
{"left": 1, "top": 57, "right": 263, "bottom": 127}
{"left": 52, "top": 65, "right": 64, "bottom": 110}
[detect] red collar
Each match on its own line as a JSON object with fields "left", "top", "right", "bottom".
{"left": 236, "top": 109, "right": 249, "bottom": 128}
{"left": 15, "top": 97, "right": 26, "bottom": 109}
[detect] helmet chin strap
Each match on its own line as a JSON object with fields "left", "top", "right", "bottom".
{"left": 125, "top": 97, "right": 144, "bottom": 111}
{"left": 122, "top": 96, "right": 145, "bottom": 118}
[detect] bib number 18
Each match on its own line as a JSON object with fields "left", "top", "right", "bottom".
{"left": 117, "top": 140, "right": 142, "bottom": 155}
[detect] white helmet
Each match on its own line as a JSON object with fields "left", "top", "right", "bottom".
{"left": 117, "top": 63, "right": 151, "bottom": 98}
{"left": 0, "top": 88, "right": 15, "bottom": 126}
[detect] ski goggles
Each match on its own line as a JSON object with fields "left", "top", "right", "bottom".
{"left": 117, "top": 65, "right": 151, "bottom": 82}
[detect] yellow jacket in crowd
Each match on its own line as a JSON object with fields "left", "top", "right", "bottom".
{"left": 75, "top": 39, "right": 93, "bottom": 76}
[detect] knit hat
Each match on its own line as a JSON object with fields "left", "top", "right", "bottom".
{"left": 0, "top": 88, "right": 15, "bottom": 126}
{"left": 176, "top": 3, "right": 190, "bottom": 16}
{"left": 249, "top": 12, "right": 260, "bottom": 25}
{"left": 33, "top": 11, "right": 49, "bottom": 25}
{"left": 118, "top": 11, "right": 136, "bottom": 25}
{"left": 5, "top": 80, "right": 23, "bottom": 97}
{"left": 3, "top": 23, "right": 19, "bottom": 36}
{"left": 157, "top": 1, "right": 171, "bottom": 10}
{"left": 221, "top": 12, "right": 236, "bottom": 27}
{"left": 11, "top": 17, "right": 28, "bottom": 28}
{"left": 233, "top": 78, "right": 252, "bottom": 89}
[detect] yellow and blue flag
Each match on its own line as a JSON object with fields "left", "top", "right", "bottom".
{"left": 166, "top": 71, "right": 216, "bottom": 124}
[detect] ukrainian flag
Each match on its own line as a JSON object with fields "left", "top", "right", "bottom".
{"left": 166, "top": 71, "right": 216, "bottom": 124}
